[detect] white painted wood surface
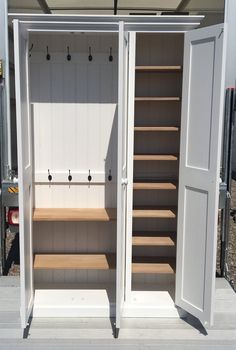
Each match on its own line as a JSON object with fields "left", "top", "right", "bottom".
{"left": 14, "top": 20, "right": 34, "bottom": 329}
{"left": 125, "top": 32, "right": 136, "bottom": 303}
{"left": 33, "top": 288, "right": 115, "bottom": 317}
{"left": 30, "top": 33, "right": 118, "bottom": 208}
{"left": 116, "top": 22, "right": 129, "bottom": 331}
{"left": 123, "top": 289, "right": 184, "bottom": 318}
{"left": 28, "top": 33, "right": 119, "bottom": 316}
{"left": 176, "top": 24, "right": 227, "bottom": 327}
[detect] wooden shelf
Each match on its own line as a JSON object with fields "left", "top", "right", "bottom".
{"left": 133, "top": 154, "right": 178, "bottom": 161}
{"left": 34, "top": 254, "right": 116, "bottom": 270}
{"left": 135, "top": 65, "right": 182, "bottom": 72}
{"left": 134, "top": 126, "right": 179, "bottom": 132}
{"left": 133, "top": 181, "right": 177, "bottom": 190}
{"left": 133, "top": 207, "right": 177, "bottom": 219}
{"left": 33, "top": 208, "right": 116, "bottom": 222}
{"left": 132, "top": 257, "right": 175, "bottom": 274}
{"left": 135, "top": 97, "right": 180, "bottom": 102}
{"left": 133, "top": 232, "right": 176, "bottom": 246}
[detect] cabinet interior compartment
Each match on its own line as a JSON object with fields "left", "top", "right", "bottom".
{"left": 29, "top": 32, "right": 118, "bottom": 317}
{"left": 125, "top": 33, "right": 184, "bottom": 317}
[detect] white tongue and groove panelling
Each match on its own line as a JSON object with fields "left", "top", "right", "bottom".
{"left": 33, "top": 183, "right": 117, "bottom": 208}
{"left": 136, "top": 33, "right": 184, "bottom": 66}
{"left": 33, "top": 221, "right": 116, "bottom": 285}
{"left": 30, "top": 33, "right": 118, "bottom": 208}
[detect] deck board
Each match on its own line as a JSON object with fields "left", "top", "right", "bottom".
{"left": 0, "top": 277, "right": 236, "bottom": 346}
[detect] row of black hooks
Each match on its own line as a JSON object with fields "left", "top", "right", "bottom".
{"left": 47, "top": 169, "right": 113, "bottom": 182}
{"left": 29, "top": 44, "right": 114, "bottom": 62}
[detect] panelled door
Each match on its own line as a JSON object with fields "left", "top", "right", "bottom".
{"left": 116, "top": 22, "right": 129, "bottom": 336}
{"left": 13, "top": 20, "right": 34, "bottom": 328}
{"left": 176, "top": 24, "right": 226, "bottom": 326}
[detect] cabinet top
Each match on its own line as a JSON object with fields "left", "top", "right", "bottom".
{"left": 10, "top": 14, "right": 204, "bottom": 33}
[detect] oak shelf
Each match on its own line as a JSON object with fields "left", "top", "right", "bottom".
{"left": 33, "top": 208, "right": 116, "bottom": 222}
{"left": 135, "top": 65, "right": 182, "bottom": 72}
{"left": 133, "top": 181, "right": 177, "bottom": 190}
{"left": 135, "top": 97, "right": 180, "bottom": 102}
{"left": 34, "top": 253, "right": 116, "bottom": 270}
{"left": 132, "top": 232, "right": 176, "bottom": 246}
{"left": 132, "top": 257, "right": 175, "bottom": 274}
{"left": 133, "top": 154, "right": 178, "bottom": 161}
{"left": 134, "top": 126, "right": 179, "bottom": 132}
{"left": 133, "top": 207, "right": 177, "bottom": 219}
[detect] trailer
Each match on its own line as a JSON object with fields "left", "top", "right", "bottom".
{"left": 0, "top": 0, "right": 19, "bottom": 277}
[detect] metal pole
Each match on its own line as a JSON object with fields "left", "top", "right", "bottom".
{"left": 37, "top": 0, "right": 51, "bottom": 14}
{"left": 176, "top": 0, "right": 191, "bottom": 12}
{"left": 0, "top": 83, "right": 3, "bottom": 275}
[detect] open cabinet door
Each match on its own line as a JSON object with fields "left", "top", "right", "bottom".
{"left": 116, "top": 22, "right": 129, "bottom": 338}
{"left": 13, "top": 20, "right": 33, "bottom": 328}
{"left": 176, "top": 24, "right": 226, "bottom": 327}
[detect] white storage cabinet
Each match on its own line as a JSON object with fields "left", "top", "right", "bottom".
{"left": 13, "top": 15, "right": 226, "bottom": 335}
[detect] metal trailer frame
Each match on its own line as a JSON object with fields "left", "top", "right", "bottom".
{"left": 0, "top": 0, "right": 11, "bottom": 275}
{"left": 220, "top": 88, "right": 236, "bottom": 286}
{"left": 0, "top": 0, "right": 18, "bottom": 276}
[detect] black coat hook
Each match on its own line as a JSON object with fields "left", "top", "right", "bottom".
{"left": 88, "top": 169, "right": 92, "bottom": 182}
{"left": 68, "top": 169, "right": 72, "bottom": 182}
{"left": 67, "top": 46, "right": 71, "bottom": 61}
{"left": 109, "top": 47, "right": 113, "bottom": 62}
{"left": 108, "top": 169, "right": 112, "bottom": 181}
{"left": 46, "top": 46, "right": 51, "bottom": 61}
{"left": 48, "top": 169, "right": 52, "bottom": 181}
{"left": 29, "top": 43, "right": 34, "bottom": 58}
{"left": 88, "top": 47, "right": 93, "bottom": 61}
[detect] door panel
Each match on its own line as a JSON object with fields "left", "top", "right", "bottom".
{"left": 14, "top": 20, "right": 33, "bottom": 328}
{"left": 176, "top": 24, "right": 226, "bottom": 327}
{"left": 116, "top": 22, "right": 129, "bottom": 336}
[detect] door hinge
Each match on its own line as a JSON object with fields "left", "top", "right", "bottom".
{"left": 219, "top": 181, "right": 230, "bottom": 209}
{"left": 121, "top": 178, "right": 128, "bottom": 186}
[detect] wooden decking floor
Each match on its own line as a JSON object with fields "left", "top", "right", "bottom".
{"left": 0, "top": 277, "right": 235, "bottom": 349}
